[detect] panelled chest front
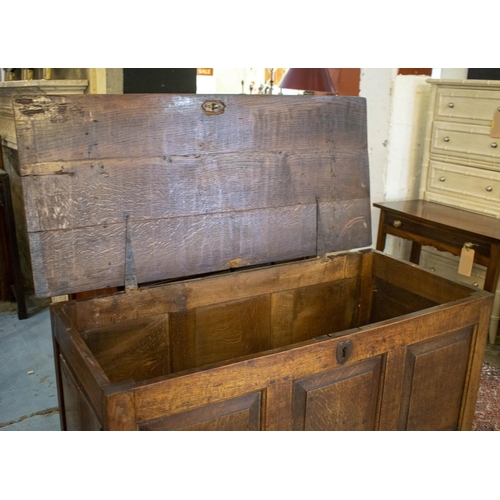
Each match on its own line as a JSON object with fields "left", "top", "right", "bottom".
{"left": 12, "top": 94, "right": 492, "bottom": 430}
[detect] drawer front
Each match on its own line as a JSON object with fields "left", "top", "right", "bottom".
{"left": 428, "top": 160, "right": 500, "bottom": 204}
{"left": 382, "top": 211, "right": 491, "bottom": 262}
{"left": 436, "top": 87, "right": 500, "bottom": 126}
{"left": 419, "top": 246, "right": 486, "bottom": 289}
{"left": 431, "top": 121, "right": 500, "bottom": 164}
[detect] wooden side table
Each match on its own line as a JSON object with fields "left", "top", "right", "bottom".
{"left": 0, "top": 169, "right": 27, "bottom": 319}
{"left": 374, "top": 199, "right": 500, "bottom": 344}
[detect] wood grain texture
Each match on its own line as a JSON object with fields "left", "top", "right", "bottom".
{"left": 13, "top": 94, "right": 368, "bottom": 164}
{"left": 370, "top": 277, "right": 439, "bottom": 324}
{"left": 59, "top": 356, "right": 102, "bottom": 431}
{"left": 459, "top": 299, "right": 491, "bottom": 429}
{"left": 30, "top": 204, "right": 317, "bottom": 297}
{"left": 73, "top": 253, "right": 361, "bottom": 332}
{"left": 131, "top": 294, "right": 483, "bottom": 423}
{"left": 372, "top": 251, "right": 473, "bottom": 304}
{"left": 264, "top": 381, "right": 293, "bottom": 431}
{"left": 399, "top": 327, "right": 473, "bottom": 431}
{"left": 50, "top": 249, "right": 492, "bottom": 430}
{"left": 139, "top": 392, "right": 261, "bottom": 431}
{"left": 50, "top": 305, "right": 109, "bottom": 420}
{"left": 13, "top": 94, "right": 371, "bottom": 297}
{"left": 271, "top": 279, "right": 358, "bottom": 346}
{"left": 292, "top": 357, "right": 382, "bottom": 431}
{"left": 81, "top": 315, "right": 170, "bottom": 383}
{"left": 378, "top": 347, "right": 407, "bottom": 430}
{"left": 21, "top": 149, "right": 369, "bottom": 233}
{"left": 194, "top": 295, "right": 271, "bottom": 367}
{"left": 104, "top": 390, "right": 138, "bottom": 430}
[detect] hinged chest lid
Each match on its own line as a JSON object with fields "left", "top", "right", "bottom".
{"left": 13, "top": 94, "right": 371, "bottom": 298}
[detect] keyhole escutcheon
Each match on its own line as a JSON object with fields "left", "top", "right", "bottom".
{"left": 336, "top": 339, "right": 353, "bottom": 365}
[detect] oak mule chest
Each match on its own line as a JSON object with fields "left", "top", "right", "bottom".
{"left": 12, "top": 94, "right": 492, "bottom": 431}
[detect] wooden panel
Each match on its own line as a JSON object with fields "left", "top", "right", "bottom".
{"left": 73, "top": 253, "right": 362, "bottom": 332}
{"left": 292, "top": 357, "right": 382, "bottom": 431}
{"left": 21, "top": 149, "right": 369, "bottom": 233}
{"left": 13, "top": 94, "right": 368, "bottom": 164}
{"left": 59, "top": 356, "right": 102, "bottom": 431}
{"left": 195, "top": 295, "right": 271, "bottom": 367}
{"left": 399, "top": 327, "right": 473, "bottom": 431}
{"left": 317, "top": 198, "right": 371, "bottom": 254}
{"left": 13, "top": 94, "right": 371, "bottom": 297}
{"left": 370, "top": 277, "right": 438, "bottom": 324}
{"left": 169, "top": 295, "right": 272, "bottom": 372}
{"left": 271, "top": 279, "right": 358, "bottom": 347}
{"left": 81, "top": 315, "right": 170, "bottom": 383}
{"left": 372, "top": 251, "right": 473, "bottom": 304}
{"left": 139, "top": 392, "right": 261, "bottom": 431}
{"left": 169, "top": 309, "right": 198, "bottom": 373}
{"left": 29, "top": 204, "right": 317, "bottom": 297}
{"left": 133, "top": 297, "right": 482, "bottom": 423}
{"left": 50, "top": 306, "right": 108, "bottom": 420}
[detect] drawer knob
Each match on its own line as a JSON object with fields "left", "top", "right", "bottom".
{"left": 492, "top": 142, "right": 498, "bottom": 149}
{"left": 444, "top": 136, "right": 450, "bottom": 142}
{"left": 439, "top": 176, "right": 446, "bottom": 182}
{"left": 486, "top": 186, "right": 493, "bottom": 192}
{"left": 473, "top": 282, "right": 479, "bottom": 287}
{"left": 393, "top": 220, "right": 402, "bottom": 228}
{"left": 448, "top": 103, "right": 454, "bottom": 108}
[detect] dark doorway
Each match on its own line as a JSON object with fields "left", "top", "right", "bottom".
{"left": 467, "top": 69, "right": 500, "bottom": 81}
{"left": 123, "top": 68, "right": 197, "bottom": 93}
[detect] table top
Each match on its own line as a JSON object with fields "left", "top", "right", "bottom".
{"left": 373, "top": 200, "right": 500, "bottom": 242}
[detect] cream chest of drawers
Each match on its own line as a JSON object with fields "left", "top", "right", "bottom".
{"left": 419, "top": 78, "right": 500, "bottom": 342}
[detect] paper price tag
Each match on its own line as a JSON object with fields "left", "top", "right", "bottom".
{"left": 491, "top": 111, "right": 500, "bottom": 138}
{"left": 458, "top": 245, "right": 475, "bottom": 277}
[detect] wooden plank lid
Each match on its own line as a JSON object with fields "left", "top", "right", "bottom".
{"left": 13, "top": 94, "right": 371, "bottom": 297}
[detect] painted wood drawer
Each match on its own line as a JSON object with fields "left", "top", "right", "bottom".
{"left": 431, "top": 121, "right": 500, "bottom": 164}
{"left": 435, "top": 87, "right": 500, "bottom": 126}
{"left": 428, "top": 160, "right": 500, "bottom": 204}
{"left": 419, "top": 246, "right": 486, "bottom": 289}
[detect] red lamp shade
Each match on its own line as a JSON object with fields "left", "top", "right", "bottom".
{"left": 279, "top": 68, "right": 335, "bottom": 93}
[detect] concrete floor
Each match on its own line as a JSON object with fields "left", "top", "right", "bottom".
{"left": 1, "top": 296, "right": 500, "bottom": 432}
{"left": 0, "top": 297, "right": 61, "bottom": 431}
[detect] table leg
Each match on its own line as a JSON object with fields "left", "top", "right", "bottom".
{"left": 376, "top": 210, "right": 388, "bottom": 251}
{"left": 409, "top": 242, "right": 422, "bottom": 264}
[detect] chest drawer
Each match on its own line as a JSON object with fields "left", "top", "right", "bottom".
{"left": 431, "top": 121, "right": 500, "bottom": 164}
{"left": 428, "top": 160, "right": 500, "bottom": 204}
{"left": 436, "top": 87, "right": 500, "bottom": 126}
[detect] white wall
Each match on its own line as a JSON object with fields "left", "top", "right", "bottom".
{"left": 360, "top": 70, "right": 433, "bottom": 257}
{"left": 197, "top": 68, "right": 267, "bottom": 94}
{"left": 433, "top": 68, "right": 468, "bottom": 79}
{"left": 359, "top": 69, "right": 397, "bottom": 248}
